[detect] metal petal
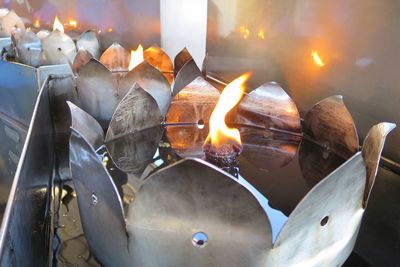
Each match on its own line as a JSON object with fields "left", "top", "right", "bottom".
{"left": 166, "top": 124, "right": 209, "bottom": 158}
{"left": 36, "top": 30, "right": 49, "bottom": 40}
{"left": 106, "top": 126, "right": 163, "bottom": 175}
{"left": 69, "top": 129, "right": 130, "bottom": 267}
{"left": 202, "top": 53, "right": 208, "bottom": 77}
{"left": 77, "top": 30, "right": 101, "bottom": 59}
{"left": 172, "top": 59, "right": 202, "bottom": 96}
{"left": 120, "top": 62, "right": 172, "bottom": 116}
{"left": 67, "top": 101, "right": 104, "bottom": 150}
{"left": 0, "top": 10, "right": 25, "bottom": 37}
{"left": 174, "top": 47, "right": 193, "bottom": 75}
{"left": 14, "top": 30, "right": 42, "bottom": 67}
{"left": 270, "top": 153, "right": 366, "bottom": 266}
{"left": 362, "top": 122, "right": 396, "bottom": 206}
{"left": 144, "top": 45, "right": 173, "bottom": 84}
{"left": 76, "top": 58, "right": 119, "bottom": 125}
{"left": 105, "top": 84, "right": 163, "bottom": 142}
{"left": 126, "top": 158, "right": 272, "bottom": 267}
{"left": 236, "top": 82, "right": 301, "bottom": 133}
{"left": 72, "top": 48, "right": 93, "bottom": 75}
{"left": 41, "top": 30, "right": 77, "bottom": 65}
{"left": 99, "top": 43, "right": 130, "bottom": 72}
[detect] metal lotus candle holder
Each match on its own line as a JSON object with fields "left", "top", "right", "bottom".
{"left": 67, "top": 51, "right": 395, "bottom": 266}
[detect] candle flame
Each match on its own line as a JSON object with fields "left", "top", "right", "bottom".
{"left": 258, "top": 29, "right": 265, "bottom": 39}
{"left": 206, "top": 73, "right": 250, "bottom": 148}
{"left": 107, "top": 27, "right": 113, "bottom": 33}
{"left": 69, "top": 19, "right": 77, "bottom": 28}
{"left": 312, "top": 50, "right": 325, "bottom": 67}
{"left": 239, "top": 25, "right": 250, "bottom": 40}
{"left": 33, "top": 19, "right": 40, "bottom": 28}
{"left": 128, "top": 44, "right": 144, "bottom": 71}
{"left": 53, "top": 16, "right": 64, "bottom": 33}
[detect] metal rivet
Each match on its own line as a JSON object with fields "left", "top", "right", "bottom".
{"left": 192, "top": 232, "right": 208, "bottom": 248}
{"left": 91, "top": 193, "right": 98, "bottom": 206}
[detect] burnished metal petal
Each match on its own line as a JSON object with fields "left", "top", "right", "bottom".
{"left": 236, "top": 82, "right": 301, "bottom": 133}
{"left": 72, "top": 48, "right": 93, "bottom": 74}
{"left": 106, "top": 126, "right": 163, "bottom": 175}
{"left": 69, "top": 129, "right": 130, "bottom": 267}
{"left": 36, "top": 30, "right": 49, "bottom": 40}
{"left": 41, "top": 30, "right": 77, "bottom": 65}
{"left": 167, "top": 76, "right": 219, "bottom": 124}
{"left": 126, "top": 158, "right": 272, "bottom": 267}
{"left": 14, "top": 30, "right": 41, "bottom": 67}
{"left": 144, "top": 45, "right": 173, "bottom": 84}
{"left": 105, "top": 84, "right": 163, "bottom": 142}
{"left": 99, "top": 43, "right": 130, "bottom": 72}
{"left": 166, "top": 124, "right": 209, "bottom": 158}
{"left": 67, "top": 101, "right": 104, "bottom": 150}
{"left": 270, "top": 153, "right": 366, "bottom": 266}
{"left": 174, "top": 47, "right": 193, "bottom": 75}
{"left": 120, "top": 62, "right": 172, "bottom": 116}
{"left": 77, "top": 30, "right": 101, "bottom": 59}
{"left": 362, "top": 122, "right": 396, "bottom": 206}
{"left": 0, "top": 10, "right": 25, "bottom": 37}
{"left": 172, "top": 59, "right": 202, "bottom": 96}
{"left": 76, "top": 58, "right": 118, "bottom": 125}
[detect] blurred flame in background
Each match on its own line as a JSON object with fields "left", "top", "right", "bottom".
{"left": 68, "top": 19, "right": 77, "bottom": 28}
{"left": 311, "top": 50, "right": 325, "bottom": 67}
{"left": 128, "top": 44, "right": 144, "bottom": 71}
{"left": 53, "top": 16, "right": 64, "bottom": 32}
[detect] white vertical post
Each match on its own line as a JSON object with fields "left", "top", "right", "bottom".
{"left": 160, "top": 0, "right": 208, "bottom": 67}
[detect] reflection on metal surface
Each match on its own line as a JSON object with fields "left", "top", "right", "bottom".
{"left": 166, "top": 124, "right": 209, "bottom": 158}
{"left": 105, "top": 84, "right": 163, "bottom": 142}
{"left": 174, "top": 47, "right": 193, "bottom": 75}
{"left": 144, "top": 45, "right": 174, "bottom": 84}
{"left": 41, "top": 30, "right": 77, "bottom": 65}
{"left": 172, "top": 58, "right": 202, "bottom": 96}
{"left": 362, "top": 122, "right": 396, "bottom": 206}
{"left": 72, "top": 48, "right": 93, "bottom": 74}
{"left": 77, "top": 30, "right": 101, "bottom": 59}
{"left": 127, "top": 158, "right": 272, "bottom": 267}
{"left": 99, "top": 43, "right": 130, "bottom": 72}
{"left": 13, "top": 30, "right": 42, "bottom": 67}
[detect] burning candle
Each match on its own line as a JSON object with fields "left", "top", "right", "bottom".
{"left": 203, "top": 73, "right": 250, "bottom": 174}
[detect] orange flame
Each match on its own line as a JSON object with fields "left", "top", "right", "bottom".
{"left": 69, "top": 19, "right": 77, "bottom": 28}
{"left": 53, "top": 16, "right": 64, "bottom": 33}
{"left": 207, "top": 73, "right": 250, "bottom": 147}
{"left": 107, "top": 27, "right": 113, "bottom": 33}
{"left": 312, "top": 50, "right": 325, "bottom": 67}
{"left": 128, "top": 44, "right": 144, "bottom": 71}
{"left": 258, "top": 29, "right": 265, "bottom": 39}
{"left": 239, "top": 25, "right": 250, "bottom": 40}
{"left": 33, "top": 19, "right": 40, "bottom": 28}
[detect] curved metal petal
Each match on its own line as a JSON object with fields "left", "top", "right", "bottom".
{"left": 167, "top": 76, "right": 219, "bottom": 124}
{"left": 14, "top": 30, "right": 42, "bottom": 67}
{"left": 41, "top": 30, "right": 77, "bottom": 65}
{"left": 77, "top": 30, "right": 101, "bottom": 59}
{"left": 270, "top": 153, "right": 366, "bottom": 266}
{"left": 76, "top": 58, "right": 118, "bottom": 125}
{"left": 0, "top": 10, "right": 25, "bottom": 37}
{"left": 120, "top": 62, "right": 172, "bottom": 116}
{"left": 99, "top": 43, "right": 130, "bottom": 72}
{"left": 72, "top": 48, "right": 93, "bottom": 74}
{"left": 126, "top": 158, "right": 272, "bottom": 267}
{"left": 236, "top": 82, "right": 301, "bottom": 133}
{"left": 36, "top": 30, "right": 49, "bottom": 40}
{"left": 105, "top": 84, "right": 163, "bottom": 142}
{"left": 166, "top": 124, "right": 209, "bottom": 158}
{"left": 67, "top": 101, "right": 104, "bottom": 150}
{"left": 174, "top": 47, "right": 193, "bottom": 75}
{"left": 106, "top": 126, "right": 163, "bottom": 175}
{"left": 69, "top": 129, "right": 130, "bottom": 267}
{"left": 202, "top": 53, "right": 208, "bottom": 77}
{"left": 362, "top": 122, "right": 396, "bottom": 207}
{"left": 144, "top": 45, "right": 173, "bottom": 84}
{"left": 172, "top": 59, "right": 202, "bottom": 96}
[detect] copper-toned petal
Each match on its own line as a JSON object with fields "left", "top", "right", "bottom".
{"left": 126, "top": 158, "right": 272, "bottom": 267}
{"left": 77, "top": 30, "right": 101, "bottom": 59}
{"left": 41, "top": 30, "right": 77, "bottom": 65}
{"left": 202, "top": 53, "right": 208, "bottom": 77}
{"left": 106, "top": 126, "right": 163, "bottom": 175}
{"left": 76, "top": 58, "right": 118, "bottom": 125}
{"left": 69, "top": 129, "right": 130, "bottom": 267}
{"left": 167, "top": 76, "right": 219, "bottom": 124}
{"left": 67, "top": 101, "right": 104, "bottom": 150}
{"left": 303, "top": 95, "right": 359, "bottom": 158}
{"left": 236, "top": 82, "right": 301, "bottom": 133}
{"left": 362, "top": 122, "right": 396, "bottom": 206}
{"left": 120, "top": 62, "right": 171, "bottom": 116}
{"left": 174, "top": 47, "right": 192, "bottom": 75}
{"left": 0, "top": 10, "right": 25, "bottom": 37}
{"left": 144, "top": 45, "right": 173, "bottom": 84}
{"left": 105, "top": 84, "right": 163, "bottom": 142}
{"left": 14, "top": 30, "right": 41, "bottom": 67}
{"left": 72, "top": 48, "right": 93, "bottom": 74}
{"left": 172, "top": 59, "right": 202, "bottom": 96}
{"left": 99, "top": 43, "right": 130, "bottom": 72}
{"left": 166, "top": 124, "right": 209, "bottom": 158}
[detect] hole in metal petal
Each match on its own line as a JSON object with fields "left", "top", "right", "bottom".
{"left": 58, "top": 47, "right": 62, "bottom": 51}
{"left": 91, "top": 193, "right": 98, "bottom": 206}
{"left": 197, "top": 119, "right": 205, "bottom": 129}
{"left": 192, "top": 231, "right": 208, "bottom": 248}
{"left": 320, "top": 216, "right": 329, "bottom": 227}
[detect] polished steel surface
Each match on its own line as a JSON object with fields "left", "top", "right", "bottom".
{"left": 76, "top": 30, "right": 101, "bottom": 59}
{"left": 174, "top": 47, "right": 193, "bottom": 75}
{"left": 72, "top": 47, "right": 92, "bottom": 74}
{"left": 144, "top": 45, "right": 173, "bottom": 84}
{"left": 99, "top": 43, "right": 130, "bottom": 72}
{"left": 13, "top": 30, "right": 42, "bottom": 67}
{"left": 41, "top": 30, "right": 77, "bottom": 65}
{"left": 172, "top": 58, "right": 202, "bottom": 96}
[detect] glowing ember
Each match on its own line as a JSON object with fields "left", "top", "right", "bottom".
{"left": 312, "top": 50, "right": 325, "bottom": 67}
{"left": 69, "top": 19, "right": 77, "bottom": 28}
{"left": 258, "top": 29, "right": 265, "bottom": 39}
{"left": 128, "top": 44, "right": 144, "bottom": 71}
{"left": 33, "top": 19, "right": 40, "bottom": 28}
{"left": 53, "top": 16, "right": 64, "bottom": 33}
